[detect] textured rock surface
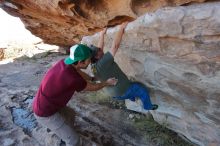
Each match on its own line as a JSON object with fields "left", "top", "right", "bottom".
{"left": 0, "top": 0, "right": 207, "bottom": 46}
{"left": 0, "top": 49, "right": 192, "bottom": 146}
{"left": 82, "top": 2, "right": 220, "bottom": 146}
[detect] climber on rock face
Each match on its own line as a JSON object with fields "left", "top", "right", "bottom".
{"left": 32, "top": 44, "right": 117, "bottom": 146}
{"left": 88, "top": 22, "right": 158, "bottom": 111}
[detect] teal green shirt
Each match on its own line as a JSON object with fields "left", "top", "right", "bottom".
{"left": 92, "top": 52, "right": 131, "bottom": 97}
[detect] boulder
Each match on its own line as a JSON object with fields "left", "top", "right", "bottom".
{"left": 82, "top": 2, "right": 220, "bottom": 146}
{"left": 0, "top": 0, "right": 207, "bottom": 46}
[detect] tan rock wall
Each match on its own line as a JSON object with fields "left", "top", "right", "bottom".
{"left": 82, "top": 2, "right": 220, "bottom": 146}
{"left": 0, "top": 0, "right": 207, "bottom": 46}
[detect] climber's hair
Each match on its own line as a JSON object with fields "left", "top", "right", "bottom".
{"left": 73, "top": 60, "right": 86, "bottom": 65}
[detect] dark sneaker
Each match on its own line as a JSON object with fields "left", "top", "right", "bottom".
{"left": 151, "top": 104, "right": 158, "bottom": 110}
{"left": 129, "top": 97, "right": 135, "bottom": 102}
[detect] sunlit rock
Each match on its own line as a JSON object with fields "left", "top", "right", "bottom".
{"left": 82, "top": 2, "right": 220, "bottom": 146}
{"left": 0, "top": 0, "right": 207, "bottom": 46}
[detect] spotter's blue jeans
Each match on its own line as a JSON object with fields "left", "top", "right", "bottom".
{"left": 113, "top": 83, "right": 153, "bottom": 110}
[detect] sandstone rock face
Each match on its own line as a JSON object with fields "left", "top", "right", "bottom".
{"left": 0, "top": 0, "right": 207, "bottom": 46}
{"left": 82, "top": 2, "right": 220, "bottom": 146}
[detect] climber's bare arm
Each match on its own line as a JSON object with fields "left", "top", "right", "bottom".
{"left": 98, "top": 28, "right": 107, "bottom": 51}
{"left": 110, "top": 22, "right": 128, "bottom": 57}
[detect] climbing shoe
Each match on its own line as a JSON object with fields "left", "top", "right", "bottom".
{"left": 151, "top": 104, "right": 158, "bottom": 110}
{"left": 129, "top": 97, "right": 135, "bottom": 102}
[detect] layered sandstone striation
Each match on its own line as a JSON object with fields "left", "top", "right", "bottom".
{"left": 0, "top": 0, "right": 208, "bottom": 46}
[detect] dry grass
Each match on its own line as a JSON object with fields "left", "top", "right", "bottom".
{"left": 84, "top": 91, "right": 194, "bottom": 146}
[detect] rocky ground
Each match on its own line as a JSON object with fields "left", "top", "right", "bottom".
{"left": 0, "top": 47, "right": 195, "bottom": 146}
